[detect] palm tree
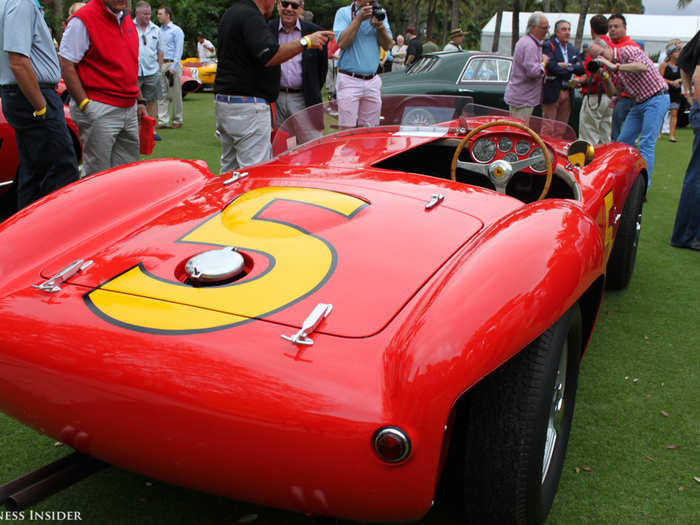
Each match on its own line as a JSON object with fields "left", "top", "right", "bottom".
{"left": 512, "top": 0, "right": 520, "bottom": 54}
{"left": 678, "top": 0, "right": 693, "bottom": 7}
{"left": 575, "top": 0, "right": 589, "bottom": 50}
{"left": 492, "top": 0, "right": 505, "bottom": 52}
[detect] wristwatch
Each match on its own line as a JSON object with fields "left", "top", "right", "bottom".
{"left": 299, "top": 37, "right": 310, "bottom": 49}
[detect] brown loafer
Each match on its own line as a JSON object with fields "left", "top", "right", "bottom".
{"left": 172, "top": 123, "right": 183, "bottom": 128}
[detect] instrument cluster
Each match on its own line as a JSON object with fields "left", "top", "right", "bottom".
{"left": 470, "top": 134, "right": 554, "bottom": 173}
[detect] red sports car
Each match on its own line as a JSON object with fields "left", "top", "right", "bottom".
{"left": 0, "top": 97, "right": 81, "bottom": 210}
{"left": 0, "top": 96, "right": 645, "bottom": 523}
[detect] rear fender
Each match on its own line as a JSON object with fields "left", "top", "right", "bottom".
{"left": 381, "top": 198, "right": 604, "bottom": 427}
{"left": 0, "top": 159, "right": 212, "bottom": 293}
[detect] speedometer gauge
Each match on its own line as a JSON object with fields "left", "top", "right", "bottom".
{"left": 497, "top": 137, "right": 513, "bottom": 152}
{"left": 529, "top": 147, "right": 552, "bottom": 172}
{"left": 504, "top": 152, "right": 518, "bottom": 163}
{"left": 515, "top": 140, "right": 530, "bottom": 156}
{"left": 472, "top": 138, "right": 497, "bottom": 163}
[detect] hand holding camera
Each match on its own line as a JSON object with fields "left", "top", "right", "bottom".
{"left": 165, "top": 69, "right": 174, "bottom": 87}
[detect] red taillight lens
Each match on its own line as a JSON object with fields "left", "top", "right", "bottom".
{"left": 372, "top": 427, "right": 411, "bottom": 463}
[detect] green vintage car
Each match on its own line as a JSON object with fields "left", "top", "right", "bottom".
{"left": 382, "top": 51, "right": 582, "bottom": 130}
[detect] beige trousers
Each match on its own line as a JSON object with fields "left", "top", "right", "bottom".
{"left": 158, "top": 62, "right": 183, "bottom": 126}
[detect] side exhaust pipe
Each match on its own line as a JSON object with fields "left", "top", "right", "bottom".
{"left": 0, "top": 452, "right": 106, "bottom": 510}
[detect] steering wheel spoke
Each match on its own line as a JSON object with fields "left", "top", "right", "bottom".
{"left": 456, "top": 160, "right": 490, "bottom": 175}
{"left": 508, "top": 157, "right": 535, "bottom": 172}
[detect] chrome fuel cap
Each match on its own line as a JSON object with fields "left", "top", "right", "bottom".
{"left": 185, "top": 247, "right": 245, "bottom": 284}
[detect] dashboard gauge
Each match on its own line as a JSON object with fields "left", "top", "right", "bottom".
{"left": 472, "top": 137, "right": 497, "bottom": 163}
{"left": 529, "top": 147, "right": 552, "bottom": 172}
{"left": 515, "top": 140, "right": 530, "bottom": 156}
{"left": 497, "top": 136, "right": 513, "bottom": 152}
{"left": 503, "top": 152, "right": 518, "bottom": 163}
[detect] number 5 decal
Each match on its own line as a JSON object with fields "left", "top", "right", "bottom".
{"left": 85, "top": 187, "right": 367, "bottom": 334}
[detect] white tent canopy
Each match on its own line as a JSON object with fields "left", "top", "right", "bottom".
{"left": 481, "top": 12, "right": 700, "bottom": 57}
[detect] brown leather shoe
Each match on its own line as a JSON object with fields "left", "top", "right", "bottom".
{"left": 157, "top": 124, "right": 171, "bottom": 129}
{"left": 172, "top": 123, "right": 183, "bottom": 128}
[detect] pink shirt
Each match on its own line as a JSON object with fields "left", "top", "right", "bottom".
{"left": 504, "top": 33, "right": 546, "bottom": 108}
{"left": 612, "top": 45, "right": 668, "bottom": 103}
{"left": 278, "top": 20, "right": 302, "bottom": 90}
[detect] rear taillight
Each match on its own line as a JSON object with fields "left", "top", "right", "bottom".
{"left": 372, "top": 426, "right": 411, "bottom": 463}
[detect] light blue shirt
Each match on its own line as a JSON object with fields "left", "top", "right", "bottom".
{"left": 160, "top": 21, "right": 183, "bottom": 71}
{"left": 136, "top": 20, "right": 162, "bottom": 76}
{"left": 0, "top": 0, "right": 60, "bottom": 85}
{"left": 333, "top": 4, "right": 391, "bottom": 76}
{"left": 557, "top": 40, "right": 569, "bottom": 64}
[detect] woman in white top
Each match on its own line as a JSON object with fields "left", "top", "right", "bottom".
{"left": 391, "top": 35, "right": 408, "bottom": 71}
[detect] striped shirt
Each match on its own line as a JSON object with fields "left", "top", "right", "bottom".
{"left": 612, "top": 45, "right": 667, "bottom": 103}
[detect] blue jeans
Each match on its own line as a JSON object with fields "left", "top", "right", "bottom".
{"left": 611, "top": 96, "right": 633, "bottom": 140}
{"left": 670, "top": 102, "right": 700, "bottom": 246}
{"left": 617, "top": 93, "right": 670, "bottom": 189}
{"left": 0, "top": 86, "right": 79, "bottom": 210}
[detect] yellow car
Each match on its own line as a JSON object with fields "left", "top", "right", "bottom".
{"left": 181, "top": 58, "right": 217, "bottom": 88}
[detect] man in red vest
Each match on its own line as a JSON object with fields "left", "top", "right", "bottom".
{"left": 59, "top": 0, "right": 146, "bottom": 176}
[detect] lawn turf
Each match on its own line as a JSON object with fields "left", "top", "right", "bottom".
{"left": 1, "top": 92, "right": 698, "bottom": 524}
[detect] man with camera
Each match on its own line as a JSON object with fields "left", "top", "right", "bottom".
{"left": 589, "top": 37, "right": 669, "bottom": 189}
{"left": 333, "top": 0, "right": 392, "bottom": 127}
{"left": 576, "top": 14, "right": 613, "bottom": 143}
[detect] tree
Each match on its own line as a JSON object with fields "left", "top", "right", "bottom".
{"left": 492, "top": 0, "right": 504, "bottom": 52}
{"left": 511, "top": 0, "right": 520, "bottom": 54}
{"left": 575, "top": 0, "right": 589, "bottom": 50}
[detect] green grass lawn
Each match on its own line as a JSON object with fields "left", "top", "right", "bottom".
{"left": 1, "top": 92, "right": 698, "bottom": 524}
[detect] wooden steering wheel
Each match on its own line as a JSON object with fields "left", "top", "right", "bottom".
{"left": 450, "top": 120, "right": 553, "bottom": 201}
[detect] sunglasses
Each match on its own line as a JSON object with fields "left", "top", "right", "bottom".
{"left": 280, "top": 1, "right": 301, "bottom": 8}
{"left": 142, "top": 34, "right": 148, "bottom": 45}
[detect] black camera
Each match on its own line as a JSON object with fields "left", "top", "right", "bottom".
{"left": 585, "top": 60, "right": 600, "bottom": 74}
{"left": 371, "top": 2, "right": 385, "bottom": 21}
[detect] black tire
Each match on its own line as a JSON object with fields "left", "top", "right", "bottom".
{"left": 606, "top": 175, "right": 644, "bottom": 290}
{"left": 463, "top": 305, "right": 583, "bottom": 525}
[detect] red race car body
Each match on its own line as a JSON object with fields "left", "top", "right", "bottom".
{"left": 0, "top": 97, "right": 646, "bottom": 522}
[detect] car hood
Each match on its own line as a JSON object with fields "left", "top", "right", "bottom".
{"left": 40, "top": 179, "right": 485, "bottom": 338}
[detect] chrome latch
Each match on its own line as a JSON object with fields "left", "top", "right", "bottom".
{"left": 33, "top": 259, "right": 93, "bottom": 293}
{"left": 281, "top": 303, "right": 333, "bottom": 346}
{"left": 222, "top": 171, "right": 248, "bottom": 185}
{"left": 425, "top": 194, "right": 444, "bottom": 210}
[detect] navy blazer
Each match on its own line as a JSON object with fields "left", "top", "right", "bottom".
{"left": 268, "top": 19, "right": 328, "bottom": 108}
{"left": 542, "top": 38, "right": 584, "bottom": 105}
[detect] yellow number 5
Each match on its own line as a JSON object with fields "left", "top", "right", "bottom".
{"left": 85, "top": 187, "right": 367, "bottom": 334}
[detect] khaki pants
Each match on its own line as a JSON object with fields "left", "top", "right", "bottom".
{"left": 215, "top": 99, "right": 271, "bottom": 174}
{"left": 158, "top": 62, "right": 183, "bottom": 126}
{"left": 579, "top": 92, "right": 612, "bottom": 144}
{"left": 70, "top": 99, "right": 139, "bottom": 176}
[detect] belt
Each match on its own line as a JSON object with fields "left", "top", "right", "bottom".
{"left": 215, "top": 94, "right": 267, "bottom": 104}
{"left": 163, "top": 59, "right": 173, "bottom": 63}
{"left": 636, "top": 89, "right": 666, "bottom": 104}
{"left": 339, "top": 69, "right": 375, "bottom": 80}
{"left": 280, "top": 87, "right": 303, "bottom": 93}
{"left": 1, "top": 83, "right": 57, "bottom": 90}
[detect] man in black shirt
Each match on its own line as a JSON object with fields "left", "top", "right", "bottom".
{"left": 405, "top": 26, "right": 422, "bottom": 66}
{"left": 214, "top": 0, "right": 332, "bottom": 173}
